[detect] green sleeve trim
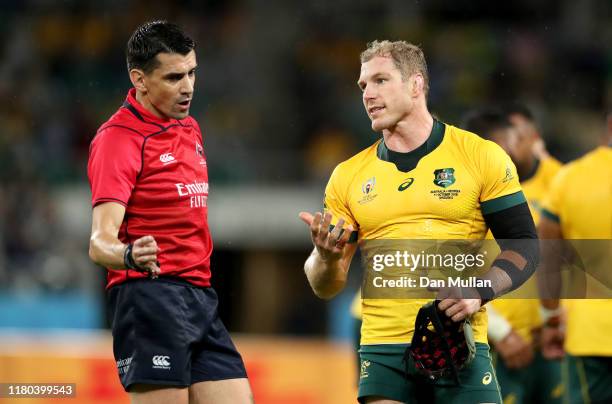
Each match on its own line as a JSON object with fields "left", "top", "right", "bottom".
{"left": 329, "top": 224, "right": 359, "bottom": 243}
{"left": 541, "top": 208, "right": 560, "bottom": 223}
{"left": 481, "top": 191, "right": 526, "bottom": 215}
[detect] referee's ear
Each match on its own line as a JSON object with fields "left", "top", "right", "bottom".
{"left": 129, "top": 68, "right": 147, "bottom": 93}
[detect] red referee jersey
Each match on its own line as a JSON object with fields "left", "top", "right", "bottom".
{"left": 88, "top": 88, "right": 212, "bottom": 289}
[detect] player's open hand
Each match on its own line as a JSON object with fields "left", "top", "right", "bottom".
{"left": 132, "top": 235, "right": 161, "bottom": 278}
{"left": 299, "top": 211, "right": 353, "bottom": 262}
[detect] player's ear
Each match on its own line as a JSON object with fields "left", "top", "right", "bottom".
{"left": 129, "top": 69, "right": 147, "bottom": 93}
{"left": 411, "top": 74, "right": 424, "bottom": 97}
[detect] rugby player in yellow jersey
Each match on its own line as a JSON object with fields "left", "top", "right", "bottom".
{"left": 463, "top": 107, "right": 563, "bottom": 404}
{"left": 298, "top": 40, "right": 539, "bottom": 404}
{"left": 538, "top": 112, "right": 612, "bottom": 404}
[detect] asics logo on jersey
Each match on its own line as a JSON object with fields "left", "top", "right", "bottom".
{"left": 152, "top": 355, "right": 171, "bottom": 369}
{"left": 398, "top": 178, "right": 415, "bottom": 191}
{"left": 160, "top": 153, "right": 176, "bottom": 165}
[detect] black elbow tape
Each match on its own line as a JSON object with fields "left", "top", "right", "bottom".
{"left": 492, "top": 248, "right": 539, "bottom": 291}
{"left": 493, "top": 259, "right": 526, "bottom": 290}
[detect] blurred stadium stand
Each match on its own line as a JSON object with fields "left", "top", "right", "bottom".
{"left": 0, "top": 0, "right": 610, "bottom": 402}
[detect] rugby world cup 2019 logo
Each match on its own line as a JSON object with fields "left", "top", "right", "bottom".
{"left": 433, "top": 168, "right": 455, "bottom": 188}
{"left": 358, "top": 177, "right": 378, "bottom": 204}
{"left": 362, "top": 177, "right": 376, "bottom": 194}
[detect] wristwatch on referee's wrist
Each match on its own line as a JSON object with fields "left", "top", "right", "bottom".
{"left": 124, "top": 243, "right": 145, "bottom": 272}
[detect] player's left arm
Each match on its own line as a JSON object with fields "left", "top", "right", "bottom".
{"left": 481, "top": 200, "right": 539, "bottom": 298}
{"left": 439, "top": 200, "right": 539, "bottom": 321}
{"left": 440, "top": 140, "right": 538, "bottom": 321}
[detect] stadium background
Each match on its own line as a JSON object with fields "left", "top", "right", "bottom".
{"left": 0, "top": 0, "right": 610, "bottom": 402}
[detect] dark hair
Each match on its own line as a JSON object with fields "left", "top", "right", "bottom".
{"left": 462, "top": 108, "right": 512, "bottom": 140}
{"left": 502, "top": 102, "right": 535, "bottom": 122}
{"left": 126, "top": 20, "right": 195, "bottom": 73}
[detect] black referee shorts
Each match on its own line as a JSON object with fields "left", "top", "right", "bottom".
{"left": 107, "top": 277, "right": 247, "bottom": 391}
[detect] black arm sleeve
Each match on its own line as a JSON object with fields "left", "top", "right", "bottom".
{"left": 480, "top": 202, "right": 540, "bottom": 299}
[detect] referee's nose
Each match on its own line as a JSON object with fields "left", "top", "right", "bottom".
{"left": 180, "top": 75, "right": 194, "bottom": 96}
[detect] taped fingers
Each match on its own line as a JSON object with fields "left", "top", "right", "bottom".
{"left": 327, "top": 218, "right": 345, "bottom": 248}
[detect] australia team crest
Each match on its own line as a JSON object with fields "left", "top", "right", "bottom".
{"left": 433, "top": 168, "right": 455, "bottom": 188}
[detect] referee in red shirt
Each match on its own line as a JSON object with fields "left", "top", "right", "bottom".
{"left": 88, "top": 21, "right": 253, "bottom": 404}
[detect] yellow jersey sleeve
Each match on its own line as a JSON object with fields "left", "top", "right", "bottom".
{"left": 540, "top": 166, "right": 570, "bottom": 223}
{"left": 478, "top": 140, "right": 525, "bottom": 214}
{"left": 324, "top": 162, "right": 359, "bottom": 239}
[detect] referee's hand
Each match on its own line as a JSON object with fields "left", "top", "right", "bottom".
{"left": 132, "top": 235, "right": 161, "bottom": 278}
{"left": 299, "top": 211, "right": 353, "bottom": 262}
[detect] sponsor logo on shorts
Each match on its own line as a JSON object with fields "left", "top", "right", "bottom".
{"left": 160, "top": 152, "right": 177, "bottom": 165}
{"left": 482, "top": 371, "right": 492, "bottom": 385}
{"left": 152, "top": 355, "right": 171, "bottom": 370}
{"left": 117, "top": 356, "right": 133, "bottom": 375}
{"left": 360, "top": 360, "right": 371, "bottom": 379}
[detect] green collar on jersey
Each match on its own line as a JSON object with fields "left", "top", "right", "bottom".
{"left": 377, "top": 119, "right": 445, "bottom": 172}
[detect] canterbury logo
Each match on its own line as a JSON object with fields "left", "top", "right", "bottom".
{"left": 482, "top": 371, "right": 492, "bottom": 385}
{"left": 159, "top": 153, "right": 176, "bottom": 164}
{"left": 152, "top": 355, "right": 171, "bottom": 368}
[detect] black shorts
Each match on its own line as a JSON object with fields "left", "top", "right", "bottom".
{"left": 107, "top": 277, "right": 247, "bottom": 391}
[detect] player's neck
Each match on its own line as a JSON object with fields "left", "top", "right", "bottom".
{"left": 382, "top": 108, "right": 433, "bottom": 153}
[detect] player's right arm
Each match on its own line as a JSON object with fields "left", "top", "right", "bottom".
{"left": 299, "top": 212, "right": 358, "bottom": 299}
{"left": 301, "top": 162, "right": 359, "bottom": 299}
{"left": 89, "top": 202, "right": 161, "bottom": 276}
{"left": 87, "top": 127, "right": 160, "bottom": 276}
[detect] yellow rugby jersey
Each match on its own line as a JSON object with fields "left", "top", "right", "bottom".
{"left": 490, "top": 157, "right": 562, "bottom": 343}
{"left": 541, "top": 146, "right": 612, "bottom": 356}
{"left": 324, "top": 120, "right": 525, "bottom": 345}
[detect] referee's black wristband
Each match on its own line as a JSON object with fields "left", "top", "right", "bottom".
{"left": 124, "top": 243, "right": 143, "bottom": 271}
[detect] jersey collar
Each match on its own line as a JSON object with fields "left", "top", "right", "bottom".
{"left": 377, "top": 119, "right": 446, "bottom": 172}
{"left": 123, "top": 88, "right": 176, "bottom": 126}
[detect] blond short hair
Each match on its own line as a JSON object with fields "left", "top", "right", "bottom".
{"left": 360, "top": 40, "right": 429, "bottom": 94}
